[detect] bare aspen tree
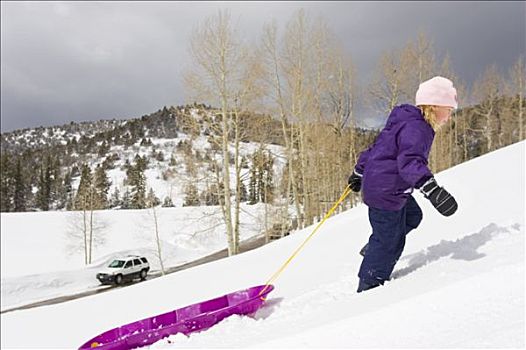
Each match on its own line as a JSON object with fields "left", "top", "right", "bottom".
{"left": 302, "top": 16, "right": 328, "bottom": 222}
{"left": 440, "top": 54, "right": 460, "bottom": 168}
{"left": 369, "top": 33, "right": 437, "bottom": 117}
{"left": 185, "top": 10, "right": 257, "bottom": 255}
{"left": 452, "top": 80, "right": 469, "bottom": 165}
{"left": 83, "top": 193, "right": 89, "bottom": 264}
{"left": 261, "top": 20, "right": 303, "bottom": 233}
{"left": 231, "top": 49, "right": 266, "bottom": 252}
{"left": 261, "top": 10, "right": 357, "bottom": 227}
{"left": 439, "top": 53, "right": 467, "bottom": 168}
{"left": 79, "top": 184, "right": 95, "bottom": 264}
{"left": 472, "top": 64, "right": 503, "bottom": 153}
{"left": 319, "top": 35, "right": 356, "bottom": 212}
{"left": 429, "top": 53, "right": 459, "bottom": 172}
{"left": 149, "top": 195, "right": 165, "bottom": 276}
{"left": 283, "top": 10, "right": 311, "bottom": 227}
{"left": 309, "top": 17, "right": 327, "bottom": 221}
{"left": 309, "top": 17, "right": 357, "bottom": 220}
{"left": 282, "top": 10, "right": 353, "bottom": 226}
{"left": 282, "top": 9, "right": 314, "bottom": 227}
{"left": 407, "top": 32, "right": 437, "bottom": 91}
{"left": 368, "top": 48, "right": 411, "bottom": 115}
{"left": 68, "top": 187, "right": 106, "bottom": 265}
{"left": 312, "top": 17, "right": 331, "bottom": 124}
{"left": 88, "top": 188, "right": 94, "bottom": 264}
{"left": 447, "top": 75, "right": 471, "bottom": 165}
{"left": 185, "top": 10, "right": 236, "bottom": 255}
{"left": 495, "top": 58, "right": 520, "bottom": 147}
{"left": 404, "top": 34, "right": 441, "bottom": 171}
{"left": 507, "top": 55, "right": 525, "bottom": 142}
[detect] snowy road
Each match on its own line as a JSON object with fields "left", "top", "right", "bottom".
{"left": 1, "top": 236, "right": 267, "bottom": 314}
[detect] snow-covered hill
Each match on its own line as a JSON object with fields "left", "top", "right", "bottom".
{"left": 1, "top": 105, "right": 290, "bottom": 212}
{"left": 1, "top": 141, "right": 524, "bottom": 348}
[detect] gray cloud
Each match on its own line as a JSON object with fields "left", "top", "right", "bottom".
{"left": 1, "top": 1, "right": 525, "bottom": 132}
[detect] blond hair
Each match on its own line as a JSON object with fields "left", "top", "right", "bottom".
{"left": 418, "top": 105, "right": 440, "bottom": 131}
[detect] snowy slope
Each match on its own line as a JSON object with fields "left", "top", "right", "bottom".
{"left": 1, "top": 141, "right": 524, "bottom": 348}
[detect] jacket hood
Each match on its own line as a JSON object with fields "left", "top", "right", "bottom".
{"left": 356, "top": 104, "right": 435, "bottom": 211}
{"left": 385, "top": 104, "right": 425, "bottom": 127}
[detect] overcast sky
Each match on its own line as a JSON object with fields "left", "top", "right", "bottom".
{"left": 1, "top": 1, "right": 525, "bottom": 132}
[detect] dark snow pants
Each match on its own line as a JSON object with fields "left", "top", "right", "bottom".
{"left": 358, "top": 195, "right": 423, "bottom": 285}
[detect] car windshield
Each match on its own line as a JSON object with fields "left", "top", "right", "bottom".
{"left": 108, "top": 260, "right": 125, "bottom": 268}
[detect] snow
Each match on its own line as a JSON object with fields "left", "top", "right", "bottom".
{"left": 70, "top": 130, "right": 287, "bottom": 208}
{"left": 1, "top": 141, "right": 524, "bottom": 348}
{"left": 1, "top": 202, "right": 273, "bottom": 309}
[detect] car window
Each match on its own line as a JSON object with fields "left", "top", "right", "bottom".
{"left": 124, "top": 261, "right": 132, "bottom": 268}
{"left": 140, "top": 257, "right": 147, "bottom": 264}
{"left": 109, "top": 260, "right": 125, "bottom": 268}
{"left": 133, "top": 259, "right": 141, "bottom": 266}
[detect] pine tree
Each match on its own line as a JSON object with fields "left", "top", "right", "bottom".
{"left": 133, "top": 169, "right": 146, "bottom": 209}
{"left": 248, "top": 165, "right": 257, "bottom": 204}
{"left": 98, "top": 141, "right": 110, "bottom": 157}
{"left": 127, "top": 158, "right": 146, "bottom": 209}
{"left": 262, "top": 153, "right": 275, "bottom": 203}
{"left": 74, "top": 164, "right": 93, "bottom": 210}
{"left": 61, "top": 170, "right": 73, "bottom": 210}
{"left": 201, "top": 183, "right": 221, "bottom": 206}
{"left": 36, "top": 155, "right": 52, "bottom": 211}
{"left": 241, "top": 156, "right": 249, "bottom": 169}
{"left": 247, "top": 150, "right": 275, "bottom": 204}
{"left": 0, "top": 153, "right": 13, "bottom": 212}
{"left": 183, "top": 183, "right": 200, "bottom": 206}
{"left": 162, "top": 196, "right": 174, "bottom": 207}
{"left": 13, "top": 157, "right": 26, "bottom": 212}
{"left": 110, "top": 188, "right": 121, "bottom": 208}
{"left": 169, "top": 154, "right": 177, "bottom": 166}
{"left": 239, "top": 180, "right": 248, "bottom": 202}
{"left": 50, "top": 156, "right": 63, "bottom": 210}
{"left": 93, "top": 165, "right": 111, "bottom": 209}
{"left": 256, "top": 165, "right": 264, "bottom": 203}
{"left": 134, "top": 154, "right": 148, "bottom": 172}
{"left": 121, "top": 189, "right": 131, "bottom": 209}
{"left": 146, "top": 188, "right": 161, "bottom": 207}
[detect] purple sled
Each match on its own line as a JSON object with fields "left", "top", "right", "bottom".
{"left": 79, "top": 284, "right": 274, "bottom": 350}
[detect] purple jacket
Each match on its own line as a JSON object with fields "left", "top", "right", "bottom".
{"left": 355, "top": 104, "right": 434, "bottom": 211}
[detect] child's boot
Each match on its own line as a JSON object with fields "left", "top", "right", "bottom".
{"left": 359, "top": 243, "right": 369, "bottom": 257}
{"left": 357, "top": 278, "right": 382, "bottom": 293}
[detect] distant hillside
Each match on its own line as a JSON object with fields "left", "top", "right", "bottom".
{"left": 0, "top": 103, "right": 284, "bottom": 153}
{"left": 0, "top": 103, "right": 377, "bottom": 213}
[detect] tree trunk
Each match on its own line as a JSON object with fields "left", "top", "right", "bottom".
{"left": 152, "top": 204, "right": 165, "bottom": 275}
{"left": 89, "top": 188, "right": 94, "bottom": 264}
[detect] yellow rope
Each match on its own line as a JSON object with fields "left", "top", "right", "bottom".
{"left": 259, "top": 185, "right": 352, "bottom": 298}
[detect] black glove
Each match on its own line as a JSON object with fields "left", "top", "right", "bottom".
{"left": 348, "top": 170, "right": 362, "bottom": 192}
{"left": 420, "top": 177, "right": 458, "bottom": 216}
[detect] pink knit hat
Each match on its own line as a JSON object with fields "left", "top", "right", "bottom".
{"left": 415, "top": 76, "right": 458, "bottom": 109}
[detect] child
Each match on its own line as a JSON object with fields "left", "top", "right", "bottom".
{"left": 348, "top": 76, "right": 459, "bottom": 293}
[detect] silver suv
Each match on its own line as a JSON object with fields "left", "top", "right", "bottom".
{"left": 96, "top": 255, "right": 150, "bottom": 285}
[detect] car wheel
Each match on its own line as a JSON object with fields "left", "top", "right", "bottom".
{"left": 115, "top": 274, "right": 123, "bottom": 285}
{"left": 140, "top": 269, "right": 147, "bottom": 281}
